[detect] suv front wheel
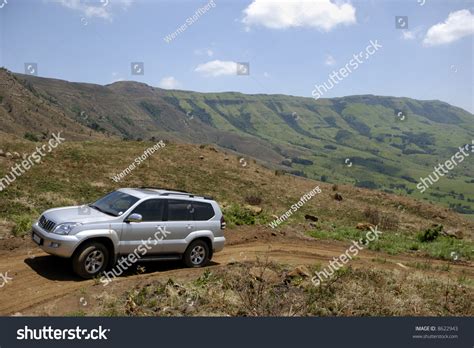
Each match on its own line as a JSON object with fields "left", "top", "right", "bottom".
{"left": 72, "top": 242, "right": 109, "bottom": 279}
{"left": 184, "top": 240, "right": 210, "bottom": 268}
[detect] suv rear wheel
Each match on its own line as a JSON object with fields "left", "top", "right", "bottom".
{"left": 72, "top": 242, "right": 109, "bottom": 279}
{"left": 183, "top": 240, "right": 210, "bottom": 268}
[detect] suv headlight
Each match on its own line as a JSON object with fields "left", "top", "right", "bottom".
{"left": 53, "top": 223, "right": 81, "bottom": 235}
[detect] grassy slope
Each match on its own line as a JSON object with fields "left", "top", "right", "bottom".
{"left": 0, "top": 139, "right": 472, "bottom": 261}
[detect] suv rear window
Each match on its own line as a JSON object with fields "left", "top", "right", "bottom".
{"left": 166, "top": 200, "right": 215, "bottom": 221}
{"left": 192, "top": 202, "right": 215, "bottom": 220}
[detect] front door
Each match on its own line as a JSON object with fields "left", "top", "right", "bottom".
{"left": 119, "top": 199, "right": 165, "bottom": 255}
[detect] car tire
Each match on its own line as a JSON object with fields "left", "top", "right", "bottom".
{"left": 72, "top": 242, "right": 109, "bottom": 279}
{"left": 183, "top": 240, "right": 210, "bottom": 268}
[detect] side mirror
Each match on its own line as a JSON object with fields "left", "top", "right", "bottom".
{"left": 126, "top": 213, "right": 143, "bottom": 223}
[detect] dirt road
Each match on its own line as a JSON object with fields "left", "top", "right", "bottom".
{"left": 0, "top": 226, "right": 472, "bottom": 316}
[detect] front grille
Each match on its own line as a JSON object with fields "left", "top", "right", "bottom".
{"left": 39, "top": 215, "right": 56, "bottom": 232}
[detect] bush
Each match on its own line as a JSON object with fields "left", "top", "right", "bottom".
{"left": 364, "top": 207, "right": 380, "bottom": 225}
{"left": 418, "top": 225, "right": 442, "bottom": 243}
{"left": 12, "top": 215, "right": 34, "bottom": 236}
{"left": 244, "top": 195, "right": 262, "bottom": 206}
{"left": 378, "top": 213, "right": 399, "bottom": 231}
{"left": 356, "top": 180, "right": 379, "bottom": 189}
{"left": 224, "top": 204, "right": 256, "bottom": 226}
{"left": 24, "top": 132, "right": 39, "bottom": 142}
{"left": 292, "top": 157, "right": 313, "bottom": 165}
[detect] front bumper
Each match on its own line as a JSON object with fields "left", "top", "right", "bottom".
{"left": 31, "top": 222, "right": 80, "bottom": 258}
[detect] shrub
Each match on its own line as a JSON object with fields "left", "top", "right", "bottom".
{"left": 224, "top": 204, "right": 256, "bottom": 226}
{"left": 418, "top": 225, "right": 442, "bottom": 243}
{"left": 244, "top": 195, "right": 262, "bottom": 206}
{"left": 24, "top": 132, "right": 39, "bottom": 142}
{"left": 12, "top": 215, "right": 34, "bottom": 237}
{"left": 364, "top": 207, "right": 380, "bottom": 225}
{"left": 356, "top": 180, "right": 379, "bottom": 189}
{"left": 292, "top": 157, "right": 313, "bottom": 165}
{"left": 324, "top": 144, "right": 337, "bottom": 150}
{"left": 379, "top": 214, "right": 399, "bottom": 231}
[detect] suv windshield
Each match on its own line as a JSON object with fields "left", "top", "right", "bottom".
{"left": 90, "top": 191, "right": 139, "bottom": 217}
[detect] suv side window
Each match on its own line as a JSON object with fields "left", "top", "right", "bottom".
{"left": 193, "top": 202, "right": 215, "bottom": 221}
{"left": 130, "top": 199, "right": 164, "bottom": 222}
{"left": 167, "top": 199, "right": 193, "bottom": 221}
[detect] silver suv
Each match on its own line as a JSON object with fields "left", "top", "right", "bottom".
{"left": 31, "top": 188, "right": 226, "bottom": 278}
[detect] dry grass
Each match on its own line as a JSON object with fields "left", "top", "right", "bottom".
{"left": 363, "top": 206, "right": 400, "bottom": 231}
{"left": 98, "top": 260, "right": 473, "bottom": 317}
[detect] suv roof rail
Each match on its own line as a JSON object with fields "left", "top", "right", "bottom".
{"left": 139, "top": 186, "right": 190, "bottom": 193}
{"left": 138, "top": 187, "right": 214, "bottom": 200}
{"left": 159, "top": 192, "right": 214, "bottom": 200}
{"left": 160, "top": 192, "right": 195, "bottom": 197}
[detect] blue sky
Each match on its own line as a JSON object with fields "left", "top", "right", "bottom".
{"left": 0, "top": 0, "right": 473, "bottom": 112}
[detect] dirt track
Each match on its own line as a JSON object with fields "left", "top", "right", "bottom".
{"left": 0, "top": 226, "right": 472, "bottom": 316}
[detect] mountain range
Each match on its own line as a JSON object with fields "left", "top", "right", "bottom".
{"left": 0, "top": 68, "right": 473, "bottom": 216}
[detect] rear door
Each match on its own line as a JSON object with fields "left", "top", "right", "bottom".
{"left": 160, "top": 199, "right": 194, "bottom": 254}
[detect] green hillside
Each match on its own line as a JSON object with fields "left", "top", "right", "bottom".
{"left": 1, "top": 68, "right": 473, "bottom": 215}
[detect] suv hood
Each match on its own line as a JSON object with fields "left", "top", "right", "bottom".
{"left": 43, "top": 206, "right": 119, "bottom": 224}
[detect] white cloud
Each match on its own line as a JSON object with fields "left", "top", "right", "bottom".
{"left": 401, "top": 26, "right": 423, "bottom": 40}
{"left": 194, "top": 60, "right": 237, "bottom": 77}
{"left": 423, "top": 9, "right": 474, "bottom": 47}
{"left": 58, "top": 0, "right": 133, "bottom": 20}
{"left": 325, "top": 55, "right": 336, "bottom": 66}
{"left": 159, "top": 76, "right": 181, "bottom": 89}
{"left": 402, "top": 31, "right": 415, "bottom": 40}
{"left": 242, "top": 0, "right": 356, "bottom": 31}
